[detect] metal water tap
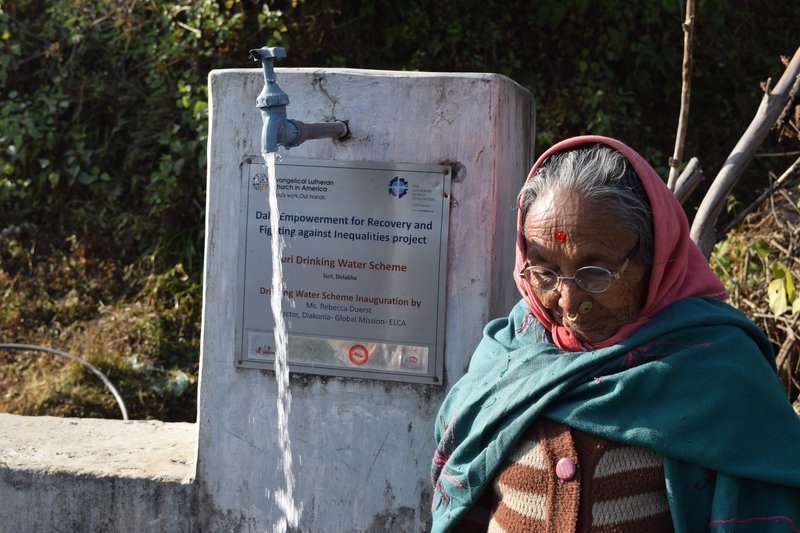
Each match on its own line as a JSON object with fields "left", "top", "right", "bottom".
{"left": 249, "top": 46, "right": 348, "bottom": 153}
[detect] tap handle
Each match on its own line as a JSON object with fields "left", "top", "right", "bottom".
{"left": 249, "top": 47, "right": 287, "bottom": 84}
{"left": 249, "top": 46, "right": 290, "bottom": 108}
{"left": 249, "top": 46, "right": 287, "bottom": 61}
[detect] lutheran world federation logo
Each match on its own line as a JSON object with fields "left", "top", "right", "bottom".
{"left": 388, "top": 176, "right": 408, "bottom": 198}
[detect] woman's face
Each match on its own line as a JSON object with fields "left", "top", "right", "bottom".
{"left": 522, "top": 189, "right": 649, "bottom": 344}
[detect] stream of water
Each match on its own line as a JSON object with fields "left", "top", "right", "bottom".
{"left": 263, "top": 152, "right": 302, "bottom": 532}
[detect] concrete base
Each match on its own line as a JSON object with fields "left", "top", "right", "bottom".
{"left": 198, "top": 68, "right": 534, "bottom": 531}
{"left": 0, "top": 414, "right": 201, "bottom": 532}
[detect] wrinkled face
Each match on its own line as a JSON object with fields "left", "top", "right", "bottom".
{"left": 522, "top": 189, "right": 648, "bottom": 344}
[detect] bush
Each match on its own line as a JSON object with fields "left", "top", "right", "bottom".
{"left": 0, "top": 0, "right": 288, "bottom": 420}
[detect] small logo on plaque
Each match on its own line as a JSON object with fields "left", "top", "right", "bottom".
{"left": 401, "top": 351, "right": 423, "bottom": 370}
{"left": 348, "top": 344, "right": 369, "bottom": 365}
{"left": 388, "top": 176, "right": 408, "bottom": 198}
{"left": 252, "top": 173, "right": 269, "bottom": 191}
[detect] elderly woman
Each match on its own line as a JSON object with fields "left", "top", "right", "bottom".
{"left": 431, "top": 137, "right": 800, "bottom": 532}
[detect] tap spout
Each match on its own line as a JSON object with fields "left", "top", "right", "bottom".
{"left": 288, "top": 120, "right": 348, "bottom": 146}
{"left": 250, "top": 46, "right": 348, "bottom": 153}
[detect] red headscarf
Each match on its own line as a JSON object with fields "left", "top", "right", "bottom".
{"left": 514, "top": 136, "right": 727, "bottom": 351}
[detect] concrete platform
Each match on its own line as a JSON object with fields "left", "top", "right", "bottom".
{"left": 0, "top": 413, "right": 202, "bottom": 532}
{"left": 0, "top": 413, "right": 196, "bottom": 480}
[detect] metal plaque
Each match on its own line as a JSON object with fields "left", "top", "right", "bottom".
{"left": 235, "top": 157, "right": 451, "bottom": 384}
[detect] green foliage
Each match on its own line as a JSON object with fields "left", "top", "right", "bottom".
{"left": 0, "top": 0, "right": 288, "bottom": 420}
{"left": 281, "top": 0, "right": 799, "bottom": 187}
{"left": 0, "top": 0, "right": 287, "bottom": 270}
{"left": 710, "top": 181, "right": 800, "bottom": 404}
{"left": 767, "top": 261, "right": 798, "bottom": 317}
{"left": 711, "top": 234, "right": 783, "bottom": 300}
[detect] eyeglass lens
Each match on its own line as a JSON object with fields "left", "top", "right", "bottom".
{"left": 526, "top": 266, "right": 614, "bottom": 293}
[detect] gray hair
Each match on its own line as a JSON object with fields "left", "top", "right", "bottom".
{"left": 519, "top": 144, "right": 654, "bottom": 265}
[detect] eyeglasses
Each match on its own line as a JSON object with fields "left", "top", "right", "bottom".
{"left": 519, "top": 244, "right": 639, "bottom": 294}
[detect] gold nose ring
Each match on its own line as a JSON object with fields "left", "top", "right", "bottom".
{"left": 565, "top": 301, "right": 592, "bottom": 323}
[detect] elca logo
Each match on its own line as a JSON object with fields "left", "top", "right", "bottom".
{"left": 252, "top": 173, "right": 269, "bottom": 191}
{"left": 388, "top": 176, "right": 408, "bottom": 198}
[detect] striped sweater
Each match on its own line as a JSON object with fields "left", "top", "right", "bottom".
{"left": 459, "top": 418, "right": 673, "bottom": 532}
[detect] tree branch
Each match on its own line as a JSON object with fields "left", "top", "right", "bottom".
{"left": 667, "top": 0, "right": 696, "bottom": 191}
{"left": 673, "top": 156, "right": 703, "bottom": 204}
{"left": 689, "top": 46, "right": 800, "bottom": 257}
{"left": 719, "top": 155, "right": 800, "bottom": 238}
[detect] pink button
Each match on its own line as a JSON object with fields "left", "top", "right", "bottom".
{"left": 556, "top": 457, "right": 577, "bottom": 481}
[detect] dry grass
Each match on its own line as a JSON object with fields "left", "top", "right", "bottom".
{"left": 711, "top": 180, "right": 800, "bottom": 411}
{"left": 0, "top": 299, "right": 194, "bottom": 419}
{"left": 0, "top": 236, "right": 199, "bottom": 421}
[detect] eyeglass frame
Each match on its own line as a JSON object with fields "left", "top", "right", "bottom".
{"left": 518, "top": 243, "right": 640, "bottom": 294}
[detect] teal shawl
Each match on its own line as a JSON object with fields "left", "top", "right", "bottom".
{"left": 431, "top": 297, "right": 800, "bottom": 532}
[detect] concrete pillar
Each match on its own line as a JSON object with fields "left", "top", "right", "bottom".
{"left": 199, "top": 67, "right": 534, "bottom": 530}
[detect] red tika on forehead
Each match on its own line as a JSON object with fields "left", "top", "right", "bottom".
{"left": 554, "top": 230, "right": 567, "bottom": 243}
